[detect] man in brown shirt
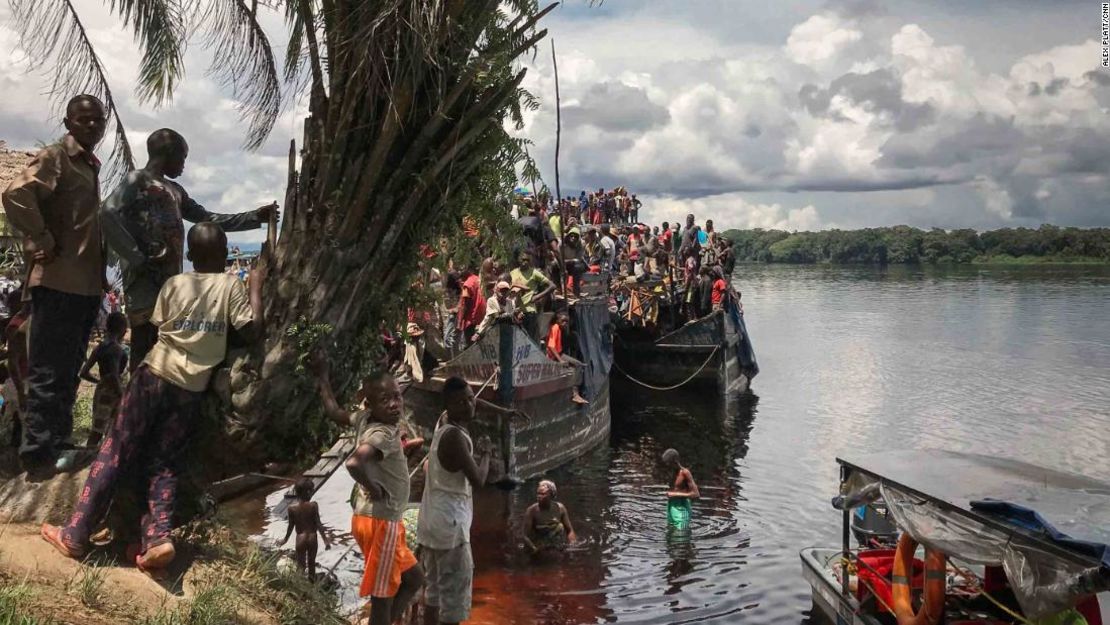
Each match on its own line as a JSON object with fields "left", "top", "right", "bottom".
{"left": 1, "top": 94, "right": 108, "bottom": 474}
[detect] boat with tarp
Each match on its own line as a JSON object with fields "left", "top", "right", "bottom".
{"left": 801, "top": 450, "right": 1109, "bottom": 625}
{"left": 612, "top": 279, "right": 757, "bottom": 395}
{"left": 405, "top": 276, "right": 612, "bottom": 483}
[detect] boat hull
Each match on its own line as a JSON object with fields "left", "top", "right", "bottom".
{"left": 406, "top": 377, "right": 610, "bottom": 482}
{"left": 614, "top": 307, "right": 749, "bottom": 395}
{"left": 800, "top": 547, "right": 881, "bottom": 625}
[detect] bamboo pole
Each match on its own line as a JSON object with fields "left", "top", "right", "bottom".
{"left": 551, "top": 39, "right": 567, "bottom": 301}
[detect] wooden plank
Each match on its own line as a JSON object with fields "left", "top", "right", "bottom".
{"left": 271, "top": 434, "right": 357, "bottom": 518}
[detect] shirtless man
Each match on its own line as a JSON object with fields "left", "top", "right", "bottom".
{"left": 522, "top": 480, "right": 577, "bottom": 554}
{"left": 661, "top": 449, "right": 700, "bottom": 529}
{"left": 282, "top": 478, "right": 332, "bottom": 580}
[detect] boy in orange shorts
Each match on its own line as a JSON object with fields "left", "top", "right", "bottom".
{"left": 310, "top": 355, "right": 423, "bottom": 625}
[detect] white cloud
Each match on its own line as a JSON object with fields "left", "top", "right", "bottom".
{"left": 785, "top": 14, "right": 863, "bottom": 67}
{"left": 2, "top": 1, "right": 1108, "bottom": 236}
{"left": 644, "top": 194, "right": 825, "bottom": 232}
{"left": 974, "top": 176, "right": 1013, "bottom": 219}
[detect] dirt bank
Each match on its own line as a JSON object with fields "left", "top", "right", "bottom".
{"left": 0, "top": 521, "right": 348, "bottom": 624}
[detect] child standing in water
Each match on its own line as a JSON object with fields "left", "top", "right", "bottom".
{"left": 662, "top": 449, "right": 700, "bottom": 529}
{"left": 283, "top": 478, "right": 332, "bottom": 580}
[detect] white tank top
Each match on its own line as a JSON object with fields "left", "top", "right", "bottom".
{"left": 417, "top": 423, "right": 474, "bottom": 549}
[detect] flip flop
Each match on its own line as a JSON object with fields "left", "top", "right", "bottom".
{"left": 40, "top": 524, "right": 83, "bottom": 560}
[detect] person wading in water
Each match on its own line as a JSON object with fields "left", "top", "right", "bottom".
{"left": 282, "top": 478, "right": 332, "bottom": 581}
{"left": 661, "top": 449, "right": 700, "bottom": 529}
{"left": 522, "top": 479, "right": 577, "bottom": 555}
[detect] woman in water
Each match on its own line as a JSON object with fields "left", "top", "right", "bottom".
{"left": 523, "top": 480, "right": 577, "bottom": 554}
{"left": 662, "top": 449, "right": 700, "bottom": 529}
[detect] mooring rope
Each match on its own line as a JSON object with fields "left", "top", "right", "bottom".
{"left": 611, "top": 345, "right": 719, "bottom": 391}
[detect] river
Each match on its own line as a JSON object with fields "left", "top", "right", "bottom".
{"left": 228, "top": 263, "right": 1110, "bottom": 624}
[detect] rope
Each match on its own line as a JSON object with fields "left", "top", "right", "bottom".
{"left": 612, "top": 345, "right": 719, "bottom": 391}
{"left": 946, "top": 559, "right": 1035, "bottom": 625}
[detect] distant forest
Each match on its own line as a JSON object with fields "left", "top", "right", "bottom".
{"left": 719, "top": 225, "right": 1110, "bottom": 265}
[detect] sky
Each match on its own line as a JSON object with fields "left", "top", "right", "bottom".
{"left": 1, "top": 1, "right": 1108, "bottom": 245}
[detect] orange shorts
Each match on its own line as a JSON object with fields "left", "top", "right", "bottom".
{"left": 351, "top": 514, "right": 418, "bottom": 598}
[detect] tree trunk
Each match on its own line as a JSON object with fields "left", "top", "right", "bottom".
{"left": 197, "top": 2, "right": 556, "bottom": 479}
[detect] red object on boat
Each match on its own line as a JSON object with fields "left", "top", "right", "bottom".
{"left": 1078, "top": 595, "right": 1103, "bottom": 625}
{"left": 857, "top": 549, "right": 925, "bottom": 614}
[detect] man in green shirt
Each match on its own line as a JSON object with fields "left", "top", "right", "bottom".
{"left": 509, "top": 250, "right": 554, "bottom": 340}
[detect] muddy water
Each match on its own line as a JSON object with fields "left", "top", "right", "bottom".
{"left": 227, "top": 263, "right": 1110, "bottom": 624}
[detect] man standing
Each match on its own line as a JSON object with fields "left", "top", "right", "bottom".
{"left": 509, "top": 251, "right": 555, "bottom": 340}
{"left": 598, "top": 225, "right": 617, "bottom": 272}
{"left": 101, "top": 128, "right": 277, "bottom": 371}
{"left": 456, "top": 268, "right": 486, "bottom": 344}
{"left": 419, "top": 376, "right": 490, "bottom": 625}
{"left": 2, "top": 95, "right": 108, "bottom": 473}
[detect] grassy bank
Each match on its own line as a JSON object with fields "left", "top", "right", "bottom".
{"left": 970, "top": 254, "right": 1108, "bottom": 265}
{"left": 0, "top": 521, "right": 348, "bottom": 625}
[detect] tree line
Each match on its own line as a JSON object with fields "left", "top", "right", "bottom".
{"left": 719, "top": 225, "right": 1110, "bottom": 265}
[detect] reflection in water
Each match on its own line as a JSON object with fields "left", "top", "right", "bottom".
{"left": 229, "top": 264, "right": 1110, "bottom": 624}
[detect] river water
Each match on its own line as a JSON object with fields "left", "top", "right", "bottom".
{"left": 231, "top": 263, "right": 1110, "bottom": 624}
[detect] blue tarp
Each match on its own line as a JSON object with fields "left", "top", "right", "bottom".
{"left": 571, "top": 298, "right": 613, "bottom": 401}
{"left": 971, "top": 500, "right": 1110, "bottom": 570}
{"left": 728, "top": 299, "right": 759, "bottom": 380}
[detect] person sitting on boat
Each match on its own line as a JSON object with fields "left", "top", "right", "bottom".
{"left": 711, "top": 268, "right": 729, "bottom": 312}
{"left": 546, "top": 313, "right": 590, "bottom": 405}
{"left": 662, "top": 448, "right": 700, "bottom": 529}
{"left": 472, "top": 280, "right": 522, "bottom": 341}
{"left": 523, "top": 479, "right": 578, "bottom": 555}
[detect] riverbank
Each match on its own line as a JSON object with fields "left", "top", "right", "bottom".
{"left": 0, "top": 520, "right": 347, "bottom": 624}
{"left": 721, "top": 225, "right": 1110, "bottom": 265}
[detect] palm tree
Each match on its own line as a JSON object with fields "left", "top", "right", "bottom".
{"left": 9, "top": 0, "right": 555, "bottom": 477}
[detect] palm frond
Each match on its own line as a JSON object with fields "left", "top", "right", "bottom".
{"left": 202, "top": 0, "right": 282, "bottom": 149}
{"left": 283, "top": 4, "right": 306, "bottom": 83}
{"left": 109, "top": 0, "right": 187, "bottom": 106}
{"left": 9, "top": 0, "right": 135, "bottom": 183}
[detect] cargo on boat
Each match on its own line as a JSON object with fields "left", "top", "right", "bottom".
{"left": 801, "top": 450, "right": 1110, "bottom": 625}
{"left": 612, "top": 280, "right": 757, "bottom": 396}
{"left": 406, "top": 280, "right": 612, "bottom": 483}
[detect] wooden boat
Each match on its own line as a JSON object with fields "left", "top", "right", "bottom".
{"left": 613, "top": 284, "right": 757, "bottom": 396}
{"left": 405, "top": 284, "right": 612, "bottom": 483}
{"left": 801, "top": 450, "right": 1109, "bottom": 625}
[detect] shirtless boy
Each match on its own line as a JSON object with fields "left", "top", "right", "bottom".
{"left": 283, "top": 478, "right": 332, "bottom": 580}
{"left": 661, "top": 448, "right": 700, "bottom": 529}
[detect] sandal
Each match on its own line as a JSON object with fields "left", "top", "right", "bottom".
{"left": 40, "top": 524, "right": 84, "bottom": 560}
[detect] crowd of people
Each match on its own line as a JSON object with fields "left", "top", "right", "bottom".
{"left": 0, "top": 94, "right": 717, "bottom": 625}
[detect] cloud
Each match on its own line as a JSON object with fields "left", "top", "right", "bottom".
{"left": 2, "top": 1, "right": 1108, "bottom": 237}
{"left": 644, "top": 193, "right": 826, "bottom": 232}
{"left": 562, "top": 81, "right": 669, "bottom": 132}
{"left": 785, "top": 14, "right": 863, "bottom": 67}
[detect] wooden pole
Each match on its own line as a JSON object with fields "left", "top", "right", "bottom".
{"left": 551, "top": 39, "right": 567, "bottom": 301}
